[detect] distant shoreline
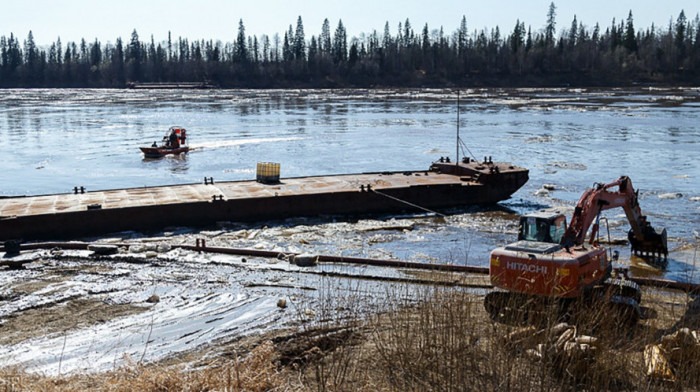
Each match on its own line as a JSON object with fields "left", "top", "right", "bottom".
{"left": 2, "top": 10, "right": 698, "bottom": 89}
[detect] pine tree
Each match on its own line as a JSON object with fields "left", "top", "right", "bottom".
{"left": 592, "top": 23, "right": 600, "bottom": 44}
{"left": 545, "top": 2, "right": 557, "bottom": 48}
{"left": 308, "top": 35, "right": 318, "bottom": 65}
{"left": 167, "top": 31, "right": 172, "bottom": 61}
{"left": 253, "top": 36, "right": 259, "bottom": 63}
{"left": 127, "top": 29, "right": 141, "bottom": 81}
{"left": 348, "top": 42, "right": 358, "bottom": 66}
{"left": 511, "top": 20, "right": 524, "bottom": 53}
{"left": 321, "top": 19, "right": 331, "bottom": 55}
{"left": 524, "top": 27, "right": 532, "bottom": 52}
{"left": 294, "top": 16, "right": 306, "bottom": 61}
{"left": 403, "top": 18, "right": 413, "bottom": 48}
{"left": 113, "top": 37, "right": 125, "bottom": 86}
{"left": 272, "top": 33, "right": 280, "bottom": 62}
{"left": 261, "top": 35, "right": 270, "bottom": 62}
{"left": 610, "top": 18, "right": 620, "bottom": 49}
{"left": 397, "top": 22, "right": 403, "bottom": 51}
{"left": 282, "top": 30, "right": 291, "bottom": 62}
{"left": 383, "top": 21, "right": 392, "bottom": 50}
{"left": 675, "top": 10, "right": 687, "bottom": 59}
{"left": 332, "top": 19, "right": 347, "bottom": 63}
{"left": 56, "top": 37, "right": 62, "bottom": 67}
{"left": 422, "top": 24, "right": 430, "bottom": 53}
{"left": 695, "top": 15, "right": 700, "bottom": 54}
{"left": 236, "top": 19, "right": 248, "bottom": 62}
{"left": 458, "top": 15, "right": 468, "bottom": 55}
{"left": 90, "top": 39, "right": 102, "bottom": 66}
{"left": 623, "top": 11, "right": 638, "bottom": 52}
{"left": 23, "top": 31, "right": 39, "bottom": 84}
{"left": 568, "top": 15, "right": 578, "bottom": 47}
{"left": 80, "top": 38, "right": 88, "bottom": 63}
{"left": 24, "top": 31, "right": 38, "bottom": 68}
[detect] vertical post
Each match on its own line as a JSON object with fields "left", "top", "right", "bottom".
{"left": 456, "top": 89, "right": 460, "bottom": 166}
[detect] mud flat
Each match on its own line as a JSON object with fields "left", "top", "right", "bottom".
{"left": 0, "top": 237, "right": 487, "bottom": 375}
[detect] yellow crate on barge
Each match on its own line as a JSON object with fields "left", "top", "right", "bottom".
{"left": 256, "top": 162, "right": 280, "bottom": 184}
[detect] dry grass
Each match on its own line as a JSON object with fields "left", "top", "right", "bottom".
{"left": 2, "top": 284, "right": 699, "bottom": 392}
{"left": 297, "top": 284, "right": 700, "bottom": 391}
{"left": 0, "top": 341, "right": 301, "bottom": 391}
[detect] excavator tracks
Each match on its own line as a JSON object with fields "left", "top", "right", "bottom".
{"left": 484, "top": 291, "right": 566, "bottom": 325}
{"left": 484, "top": 278, "right": 643, "bottom": 327}
{"left": 591, "top": 278, "right": 642, "bottom": 326}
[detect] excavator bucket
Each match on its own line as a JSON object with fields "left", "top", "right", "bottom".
{"left": 629, "top": 224, "right": 668, "bottom": 261}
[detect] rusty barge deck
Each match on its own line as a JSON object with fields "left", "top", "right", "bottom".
{"left": 0, "top": 160, "right": 528, "bottom": 241}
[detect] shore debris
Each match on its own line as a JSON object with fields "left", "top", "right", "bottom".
{"left": 88, "top": 244, "right": 119, "bottom": 256}
{"left": 146, "top": 294, "right": 160, "bottom": 304}
{"left": 128, "top": 242, "right": 172, "bottom": 256}
{"left": 644, "top": 328, "right": 700, "bottom": 381}
{"left": 292, "top": 254, "right": 318, "bottom": 267}
{"left": 2, "top": 240, "right": 21, "bottom": 257}
{"left": 359, "top": 221, "right": 415, "bottom": 232}
{"left": 506, "top": 323, "right": 599, "bottom": 378}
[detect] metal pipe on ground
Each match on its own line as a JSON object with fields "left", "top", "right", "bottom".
{"left": 178, "top": 243, "right": 489, "bottom": 274}
{"left": 3, "top": 240, "right": 699, "bottom": 294}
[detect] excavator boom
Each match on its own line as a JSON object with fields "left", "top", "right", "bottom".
{"left": 561, "top": 176, "right": 667, "bottom": 259}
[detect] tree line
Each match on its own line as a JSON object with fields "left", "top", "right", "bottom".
{"left": 1, "top": 3, "right": 699, "bottom": 88}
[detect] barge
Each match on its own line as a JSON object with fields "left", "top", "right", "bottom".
{"left": 126, "top": 82, "right": 217, "bottom": 89}
{"left": 0, "top": 158, "right": 528, "bottom": 241}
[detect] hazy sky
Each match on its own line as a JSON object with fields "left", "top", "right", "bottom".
{"left": 2, "top": 0, "right": 698, "bottom": 46}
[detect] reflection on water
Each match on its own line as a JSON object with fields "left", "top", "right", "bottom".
{"left": 0, "top": 87, "right": 699, "bottom": 281}
{"left": 141, "top": 153, "right": 189, "bottom": 173}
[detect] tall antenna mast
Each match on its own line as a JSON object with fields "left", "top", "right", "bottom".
{"left": 456, "top": 89, "right": 460, "bottom": 166}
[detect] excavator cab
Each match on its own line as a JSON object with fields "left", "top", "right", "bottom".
{"left": 517, "top": 210, "right": 567, "bottom": 244}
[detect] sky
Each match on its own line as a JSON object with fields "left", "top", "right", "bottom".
{"left": 2, "top": 0, "right": 698, "bottom": 46}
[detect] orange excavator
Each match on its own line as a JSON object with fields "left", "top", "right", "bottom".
{"left": 485, "top": 176, "right": 668, "bottom": 324}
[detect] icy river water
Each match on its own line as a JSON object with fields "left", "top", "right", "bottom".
{"left": 2, "top": 87, "right": 699, "bottom": 271}
{"left": 1, "top": 87, "right": 699, "bottom": 374}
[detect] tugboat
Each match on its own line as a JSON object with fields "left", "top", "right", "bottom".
{"left": 140, "top": 127, "right": 189, "bottom": 158}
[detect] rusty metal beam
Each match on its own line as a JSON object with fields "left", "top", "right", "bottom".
{"left": 3, "top": 241, "right": 698, "bottom": 294}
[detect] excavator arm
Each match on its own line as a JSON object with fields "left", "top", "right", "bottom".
{"left": 561, "top": 176, "right": 667, "bottom": 259}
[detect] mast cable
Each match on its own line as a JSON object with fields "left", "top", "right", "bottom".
{"left": 370, "top": 189, "right": 446, "bottom": 218}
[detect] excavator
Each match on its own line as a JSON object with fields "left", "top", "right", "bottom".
{"left": 485, "top": 176, "right": 668, "bottom": 324}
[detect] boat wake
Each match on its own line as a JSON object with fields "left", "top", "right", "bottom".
{"left": 189, "top": 136, "right": 305, "bottom": 150}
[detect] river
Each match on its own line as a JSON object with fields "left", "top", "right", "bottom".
{"left": 1, "top": 87, "right": 699, "bottom": 282}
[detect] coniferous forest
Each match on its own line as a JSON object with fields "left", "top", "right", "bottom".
{"left": 1, "top": 4, "right": 699, "bottom": 88}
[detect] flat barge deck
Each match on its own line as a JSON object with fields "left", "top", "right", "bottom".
{"left": 0, "top": 159, "right": 528, "bottom": 241}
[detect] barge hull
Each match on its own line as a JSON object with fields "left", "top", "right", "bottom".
{"left": 1, "top": 160, "right": 528, "bottom": 241}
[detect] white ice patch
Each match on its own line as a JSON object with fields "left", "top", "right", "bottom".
{"left": 0, "top": 289, "right": 281, "bottom": 375}
{"left": 658, "top": 193, "right": 683, "bottom": 200}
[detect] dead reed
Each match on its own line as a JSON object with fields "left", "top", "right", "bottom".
{"left": 2, "top": 275, "right": 698, "bottom": 391}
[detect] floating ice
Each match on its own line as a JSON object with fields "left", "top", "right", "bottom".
{"left": 659, "top": 193, "right": 683, "bottom": 200}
